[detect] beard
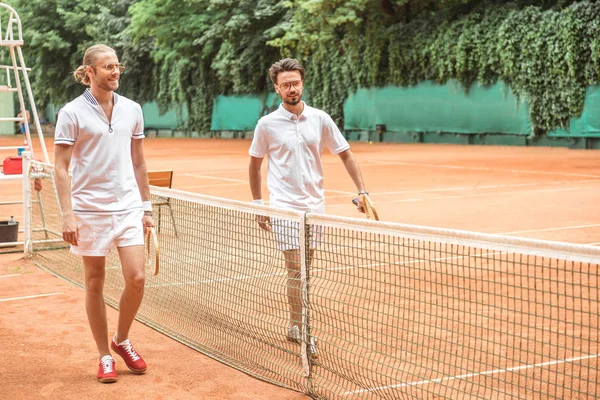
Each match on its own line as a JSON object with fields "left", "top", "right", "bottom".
{"left": 283, "top": 92, "right": 302, "bottom": 106}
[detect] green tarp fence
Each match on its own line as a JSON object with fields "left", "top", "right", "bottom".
{"left": 210, "top": 93, "right": 280, "bottom": 131}
{"left": 36, "top": 82, "right": 600, "bottom": 138}
{"left": 549, "top": 86, "right": 600, "bottom": 137}
{"left": 344, "top": 81, "right": 532, "bottom": 135}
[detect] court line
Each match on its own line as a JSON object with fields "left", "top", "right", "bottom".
{"left": 0, "top": 273, "right": 21, "bottom": 279}
{"left": 501, "top": 224, "right": 600, "bottom": 235}
{"left": 0, "top": 292, "right": 62, "bottom": 302}
{"left": 184, "top": 168, "right": 248, "bottom": 175}
{"left": 326, "top": 185, "right": 598, "bottom": 207}
{"left": 326, "top": 189, "right": 356, "bottom": 195}
{"left": 317, "top": 251, "right": 502, "bottom": 273}
{"left": 325, "top": 179, "right": 600, "bottom": 200}
{"left": 366, "top": 160, "right": 600, "bottom": 179}
{"left": 343, "top": 353, "right": 600, "bottom": 395}
{"left": 390, "top": 186, "right": 591, "bottom": 204}
{"left": 183, "top": 173, "right": 246, "bottom": 183}
{"left": 146, "top": 251, "right": 497, "bottom": 288}
{"left": 180, "top": 183, "right": 246, "bottom": 189}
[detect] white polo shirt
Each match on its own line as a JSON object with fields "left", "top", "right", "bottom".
{"left": 54, "top": 89, "right": 145, "bottom": 214}
{"left": 249, "top": 102, "right": 350, "bottom": 213}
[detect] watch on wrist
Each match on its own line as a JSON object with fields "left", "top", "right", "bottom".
{"left": 358, "top": 190, "right": 369, "bottom": 195}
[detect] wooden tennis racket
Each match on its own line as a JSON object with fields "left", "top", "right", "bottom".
{"left": 145, "top": 227, "right": 159, "bottom": 276}
{"left": 352, "top": 194, "right": 380, "bottom": 221}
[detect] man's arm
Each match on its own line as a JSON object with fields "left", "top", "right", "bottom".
{"left": 338, "top": 149, "right": 366, "bottom": 192}
{"left": 131, "top": 139, "right": 150, "bottom": 202}
{"left": 54, "top": 143, "right": 78, "bottom": 245}
{"left": 249, "top": 156, "right": 264, "bottom": 201}
{"left": 131, "top": 138, "right": 154, "bottom": 229}
{"left": 338, "top": 149, "right": 368, "bottom": 213}
{"left": 249, "top": 155, "right": 271, "bottom": 231}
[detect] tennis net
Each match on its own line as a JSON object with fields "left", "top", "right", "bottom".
{"left": 26, "top": 159, "right": 600, "bottom": 399}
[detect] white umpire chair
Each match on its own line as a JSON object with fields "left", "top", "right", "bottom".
{"left": 0, "top": 3, "right": 52, "bottom": 255}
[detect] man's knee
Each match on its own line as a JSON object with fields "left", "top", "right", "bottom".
{"left": 86, "top": 275, "right": 105, "bottom": 296}
{"left": 125, "top": 272, "right": 145, "bottom": 290}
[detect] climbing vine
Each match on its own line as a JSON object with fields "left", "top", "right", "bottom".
{"left": 276, "top": 0, "right": 600, "bottom": 134}
{"left": 13, "top": 0, "right": 600, "bottom": 135}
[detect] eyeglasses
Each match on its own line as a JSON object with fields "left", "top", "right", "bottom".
{"left": 94, "top": 63, "right": 126, "bottom": 74}
{"left": 278, "top": 80, "right": 303, "bottom": 91}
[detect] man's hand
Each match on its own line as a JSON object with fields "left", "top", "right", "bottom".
{"left": 143, "top": 214, "right": 155, "bottom": 234}
{"left": 256, "top": 214, "right": 272, "bottom": 231}
{"left": 352, "top": 193, "right": 367, "bottom": 214}
{"left": 62, "top": 214, "right": 79, "bottom": 246}
{"left": 33, "top": 178, "right": 43, "bottom": 192}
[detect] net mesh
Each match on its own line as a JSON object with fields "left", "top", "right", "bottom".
{"left": 27, "top": 160, "right": 600, "bottom": 399}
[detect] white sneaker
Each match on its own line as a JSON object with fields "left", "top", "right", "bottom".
{"left": 286, "top": 324, "right": 301, "bottom": 343}
{"left": 309, "top": 337, "right": 318, "bottom": 360}
{"left": 287, "top": 324, "right": 319, "bottom": 359}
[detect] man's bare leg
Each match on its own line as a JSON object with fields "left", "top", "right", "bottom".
{"left": 284, "top": 249, "right": 301, "bottom": 328}
{"left": 115, "top": 245, "right": 146, "bottom": 343}
{"left": 283, "top": 249, "right": 314, "bottom": 329}
{"left": 83, "top": 256, "right": 110, "bottom": 358}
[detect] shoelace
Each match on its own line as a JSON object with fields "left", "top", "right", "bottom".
{"left": 120, "top": 340, "right": 140, "bottom": 361}
{"left": 101, "top": 358, "right": 113, "bottom": 374}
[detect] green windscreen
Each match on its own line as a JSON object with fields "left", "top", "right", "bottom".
{"left": 344, "top": 80, "right": 532, "bottom": 135}
{"left": 549, "top": 86, "right": 600, "bottom": 137}
{"left": 211, "top": 93, "right": 280, "bottom": 131}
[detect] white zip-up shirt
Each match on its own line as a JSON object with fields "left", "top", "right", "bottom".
{"left": 54, "top": 89, "right": 145, "bottom": 214}
{"left": 249, "top": 102, "right": 350, "bottom": 213}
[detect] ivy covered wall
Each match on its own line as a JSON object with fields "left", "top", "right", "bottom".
{"left": 16, "top": 0, "right": 600, "bottom": 138}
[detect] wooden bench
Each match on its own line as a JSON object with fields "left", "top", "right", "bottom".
{"left": 148, "top": 170, "right": 177, "bottom": 237}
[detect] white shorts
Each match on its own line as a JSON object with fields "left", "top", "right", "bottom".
{"left": 71, "top": 209, "right": 145, "bottom": 256}
{"left": 272, "top": 218, "right": 322, "bottom": 251}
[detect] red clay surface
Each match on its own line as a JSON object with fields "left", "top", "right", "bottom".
{"left": 1, "top": 135, "right": 599, "bottom": 399}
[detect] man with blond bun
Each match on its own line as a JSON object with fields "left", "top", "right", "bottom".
{"left": 54, "top": 44, "right": 153, "bottom": 383}
{"left": 249, "top": 58, "right": 369, "bottom": 359}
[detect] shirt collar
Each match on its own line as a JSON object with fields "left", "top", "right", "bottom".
{"left": 83, "top": 88, "right": 119, "bottom": 106}
{"left": 278, "top": 101, "right": 307, "bottom": 120}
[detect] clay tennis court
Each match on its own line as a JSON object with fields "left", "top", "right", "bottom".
{"left": 1, "top": 135, "right": 599, "bottom": 399}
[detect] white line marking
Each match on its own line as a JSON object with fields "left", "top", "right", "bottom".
{"left": 326, "top": 189, "right": 356, "bottom": 195}
{"left": 501, "top": 224, "right": 600, "bottom": 235}
{"left": 181, "top": 182, "right": 246, "bottom": 189}
{"left": 326, "top": 186, "right": 599, "bottom": 207}
{"left": 183, "top": 173, "right": 246, "bottom": 183}
{"left": 146, "top": 270, "right": 283, "bottom": 288}
{"left": 180, "top": 167, "right": 249, "bottom": 175}
{"left": 366, "top": 161, "right": 600, "bottom": 178}
{"left": 325, "top": 179, "right": 600, "bottom": 200}
{"left": 588, "top": 242, "right": 600, "bottom": 246}
{"left": 386, "top": 186, "right": 595, "bottom": 203}
{"left": 344, "top": 353, "right": 600, "bottom": 395}
{"left": 0, "top": 292, "right": 62, "bottom": 302}
{"left": 147, "top": 250, "right": 502, "bottom": 288}
{"left": 316, "top": 251, "right": 502, "bottom": 273}
{"left": 0, "top": 274, "right": 21, "bottom": 279}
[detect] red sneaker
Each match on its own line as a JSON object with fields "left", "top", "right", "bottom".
{"left": 111, "top": 335, "right": 147, "bottom": 374}
{"left": 97, "top": 355, "right": 117, "bottom": 383}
